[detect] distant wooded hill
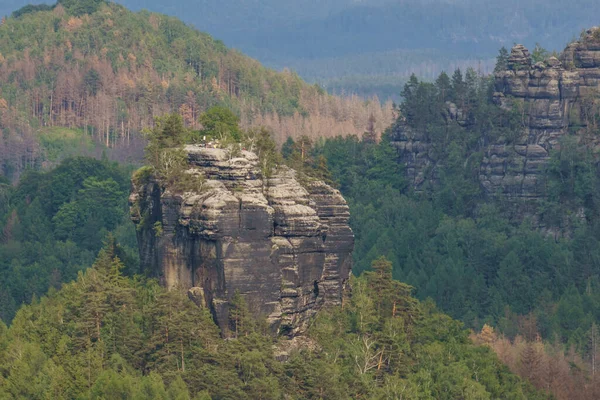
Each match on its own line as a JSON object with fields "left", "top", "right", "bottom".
{"left": 3, "top": 0, "right": 594, "bottom": 98}
{"left": 0, "top": 0, "right": 392, "bottom": 180}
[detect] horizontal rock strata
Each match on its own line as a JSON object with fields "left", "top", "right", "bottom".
{"left": 130, "top": 146, "right": 354, "bottom": 336}
{"left": 393, "top": 28, "right": 600, "bottom": 207}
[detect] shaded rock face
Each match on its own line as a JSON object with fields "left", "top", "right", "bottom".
{"left": 130, "top": 146, "right": 354, "bottom": 336}
{"left": 393, "top": 28, "right": 600, "bottom": 207}
{"left": 484, "top": 30, "right": 600, "bottom": 202}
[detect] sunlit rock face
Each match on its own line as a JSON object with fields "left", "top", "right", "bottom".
{"left": 130, "top": 146, "right": 354, "bottom": 336}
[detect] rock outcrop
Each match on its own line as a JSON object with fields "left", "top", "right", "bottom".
{"left": 393, "top": 27, "right": 600, "bottom": 209}
{"left": 130, "top": 146, "right": 354, "bottom": 336}
{"left": 483, "top": 29, "right": 600, "bottom": 202}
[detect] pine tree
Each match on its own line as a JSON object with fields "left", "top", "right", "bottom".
{"left": 228, "top": 291, "right": 255, "bottom": 338}
{"left": 494, "top": 47, "right": 509, "bottom": 72}
{"left": 435, "top": 71, "right": 452, "bottom": 103}
{"left": 451, "top": 68, "right": 466, "bottom": 107}
{"left": 363, "top": 114, "right": 377, "bottom": 143}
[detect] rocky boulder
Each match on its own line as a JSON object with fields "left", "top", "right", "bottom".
{"left": 130, "top": 146, "right": 354, "bottom": 336}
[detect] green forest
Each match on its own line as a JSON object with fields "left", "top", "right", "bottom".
{"left": 0, "top": 101, "right": 551, "bottom": 399}
{"left": 0, "top": 242, "right": 545, "bottom": 399}
{"left": 2, "top": 68, "right": 600, "bottom": 399}
{"left": 0, "top": 156, "right": 138, "bottom": 322}
{"left": 2, "top": 1, "right": 600, "bottom": 399}
{"left": 279, "top": 62, "right": 600, "bottom": 397}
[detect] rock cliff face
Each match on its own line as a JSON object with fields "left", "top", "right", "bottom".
{"left": 130, "top": 146, "right": 354, "bottom": 336}
{"left": 483, "top": 30, "right": 600, "bottom": 201}
{"left": 393, "top": 27, "right": 600, "bottom": 206}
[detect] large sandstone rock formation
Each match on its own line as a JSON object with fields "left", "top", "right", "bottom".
{"left": 393, "top": 27, "right": 600, "bottom": 210}
{"left": 483, "top": 29, "right": 600, "bottom": 201}
{"left": 130, "top": 146, "right": 354, "bottom": 336}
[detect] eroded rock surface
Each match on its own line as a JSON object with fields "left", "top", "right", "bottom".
{"left": 130, "top": 146, "right": 353, "bottom": 336}
{"left": 393, "top": 28, "right": 600, "bottom": 207}
{"left": 483, "top": 29, "right": 600, "bottom": 201}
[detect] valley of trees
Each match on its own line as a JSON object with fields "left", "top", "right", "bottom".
{"left": 2, "top": 65, "right": 599, "bottom": 397}
{"left": 0, "top": 97, "right": 551, "bottom": 399}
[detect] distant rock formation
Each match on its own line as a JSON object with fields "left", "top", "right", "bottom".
{"left": 392, "top": 27, "right": 600, "bottom": 225}
{"left": 483, "top": 28, "right": 600, "bottom": 201}
{"left": 130, "top": 146, "right": 354, "bottom": 336}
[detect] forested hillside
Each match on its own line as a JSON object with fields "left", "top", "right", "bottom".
{"left": 0, "top": 0, "right": 391, "bottom": 181}
{"left": 3, "top": 0, "right": 591, "bottom": 98}
{"left": 0, "top": 244, "right": 546, "bottom": 399}
{"left": 0, "top": 105, "right": 549, "bottom": 399}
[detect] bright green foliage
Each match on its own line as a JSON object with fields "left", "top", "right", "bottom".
{"left": 244, "top": 127, "right": 281, "bottom": 177}
{"left": 198, "top": 106, "right": 242, "bottom": 142}
{"left": 285, "top": 257, "right": 545, "bottom": 400}
{"left": 0, "top": 247, "right": 543, "bottom": 399}
{"left": 142, "top": 113, "right": 205, "bottom": 193}
{"left": 146, "top": 114, "right": 187, "bottom": 149}
{"left": 531, "top": 43, "right": 550, "bottom": 63}
{"left": 37, "top": 127, "right": 97, "bottom": 163}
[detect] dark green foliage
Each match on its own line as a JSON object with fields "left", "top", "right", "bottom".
{"left": 0, "top": 157, "right": 137, "bottom": 323}
{"left": 12, "top": 3, "right": 54, "bottom": 18}
{"left": 313, "top": 70, "right": 600, "bottom": 354}
{"left": 494, "top": 47, "right": 510, "bottom": 72}
{"left": 310, "top": 70, "right": 600, "bottom": 354}
{"left": 141, "top": 113, "right": 205, "bottom": 193}
{"left": 146, "top": 113, "right": 187, "bottom": 149}
{"left": 12, "top": 1, "right": 105, "bottom": 20}
{"left": 58, "top": 0, "right": 106, "bottom": 16}
{"left": 83, "top": 68, "right": 102, "bottom": 96}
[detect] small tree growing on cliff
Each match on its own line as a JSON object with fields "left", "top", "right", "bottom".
{"left": 143, "top": 113, "right": 203, "bottom": 193}
{"left": 244, "top": 127, "right": 281, "bottom": 178}
{"left": 531, "top": 43, "right": 549, "bottom": 64}
{"left": 199, "top": 106, "right": 242, "bottom": 142}
{"left": 196, "top": 106, "right": 244, "bottom": 160}
{"left": 146, "top": 113, "right": 186, "bottom": 149}
{"left": 228, "top": 291, "right": 255, "bottom": 338}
